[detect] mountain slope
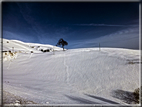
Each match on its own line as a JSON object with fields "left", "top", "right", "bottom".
{"left": 3, "top": 39, "right": 140, "bottom": 105}
{"left": 3, "top": 38, "right": 63, "bottom": 52}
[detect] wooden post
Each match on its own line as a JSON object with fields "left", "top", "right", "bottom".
{"left": 99, "top": 43, "right": 100, "bottom": 51}
{"left": 53, "top": 46, "right": 55, "bottom": 55}
{"left": 12, "top": 47, "right": 14, "bottom": 52}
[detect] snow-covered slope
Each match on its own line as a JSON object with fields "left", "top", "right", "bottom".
{"left": 3, "top": 38, "right": 62, "bottom": 53}
{"left": 3, "top": 39, "right": 140, "bottom": 106}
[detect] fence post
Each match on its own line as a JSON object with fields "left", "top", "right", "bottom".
{"left": 53, "top": 46, "right": 55, "bottom": 55}
{"left": 99, "top": 43, "right": 100, "bottom": 51}
{"left": 12, "top": 47, "right": 14, "bottom": 52}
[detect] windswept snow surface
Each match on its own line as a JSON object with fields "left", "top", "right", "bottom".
{"left": 3, "top": 39, "right": 140, "bottom": 105}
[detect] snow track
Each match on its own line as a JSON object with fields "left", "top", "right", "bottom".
{"left": 63, "top": 53, "right": 70, "bottom": 85}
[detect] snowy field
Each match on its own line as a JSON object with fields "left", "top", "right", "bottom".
{"left": 3, "top": 39, "right": 140, "bottom": 106}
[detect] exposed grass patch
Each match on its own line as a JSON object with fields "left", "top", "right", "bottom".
{"left": 3, "top": 90, "right": 37, "bottom": 105}
{"left": 128, "top": 61, "right": 135, "bottom": 64}
{"left": 127, "top": 59, "right": 141, "bottom": 64}
{"left": 30, "top": 46, "right": 34, "bottom": 48}
{"left": 112, "top": 86, "right": 141, "bottom": 104}
{"left": 133, "top": 86, "right": 142, "bottom": 104}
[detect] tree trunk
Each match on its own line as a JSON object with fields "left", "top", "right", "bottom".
{"left": 62, "top": 45, "right": 64, "bottom": 51}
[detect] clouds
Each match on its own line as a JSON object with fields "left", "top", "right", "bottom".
{"left": 73, "top": 23, "right": 138, "bottom": 27}
{"left": 17, "top": 3, "right": 43, "bottom": 35}
{"left": 2, "top": 2, "right": 139, "bottom": 49}
{"left": 70, "top": 25, "right": 139, "bottom": 49}
{"left": 3, "top": 31, "right": 32, "bottom": 42}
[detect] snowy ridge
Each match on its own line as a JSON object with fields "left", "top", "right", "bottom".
{"left": 3, "top": 39, "right": 140, "bottom": 105}
{"left": 3, "top": 38, "right": 62, "bottom": 53}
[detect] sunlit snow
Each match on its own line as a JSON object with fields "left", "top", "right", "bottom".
{"left": 3, "top": 38, "right": 140, "bottom": 105}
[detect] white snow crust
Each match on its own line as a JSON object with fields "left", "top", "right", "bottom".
{"left": 3, "top": 38, "right": 140, "bottom": 105}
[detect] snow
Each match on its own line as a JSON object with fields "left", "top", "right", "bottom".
{"left": 0, "top": 42, "right": 1, "bottom": 105}
{"left": 3, "top": 38, "right": 140, "bottom": 105}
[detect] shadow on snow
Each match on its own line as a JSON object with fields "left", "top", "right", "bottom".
{"left": 85, "top": 94, "right": 119, "bottom": 104}
{"left": 65, "top": 94, "right": 120, "bottom": 104}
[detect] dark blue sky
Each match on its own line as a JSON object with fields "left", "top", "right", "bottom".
{"left": 2, "top": 2, "right": 139, "bottom": 49}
